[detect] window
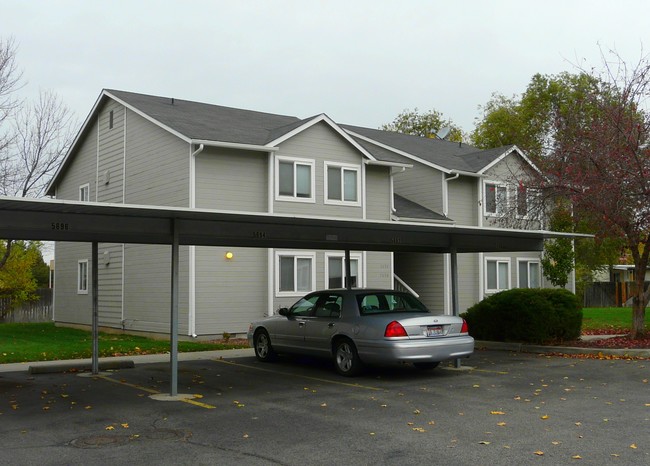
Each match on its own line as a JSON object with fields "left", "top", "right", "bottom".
{"left": 516, "top": 183, "right": 528, "bottom": 217}
{"left": 276, "top": 252, "right": 315, "bottom": 295}
{"left": 326, "top": 253, "right": 362, "bottom": 288}
{"left": 325, "top": 163, "right": 360, "bottom": 205}
{"left": 276, "top": 157, "right": 314, "bottom": 202}
{"left": 518, "top": 260, "right": 541, "bottom": 288}
{"left": 485, "top": 182, "right": 507, "bottom": 215}
{"left": 79, "top": 183, "right": 90, "bottom": 202}
{"left": 486, "top": 258, "right": 510, "bottom": 292}
{"left": 77, "top": 260, "right": 89, "bottom": 294}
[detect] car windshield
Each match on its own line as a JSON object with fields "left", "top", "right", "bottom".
{"left": 357, "top": 292, "right": 429, "bottom": 315}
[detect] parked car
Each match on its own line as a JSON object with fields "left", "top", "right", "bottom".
{"left": 247, "top": 289, "right": 474, "bottom": 376}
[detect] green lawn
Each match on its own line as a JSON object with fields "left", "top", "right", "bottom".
{"left": 581, "top": 307, "right": 649, "bottom": 332}
{"left": 0, "top": 322, "right": 248, "bottom": 364}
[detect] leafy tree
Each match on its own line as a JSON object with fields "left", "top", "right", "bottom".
{"left": 538, "top": 51, "right": 650, "bottom": 339}
{"left": 381, "top": 108, "right": 464, "bottom": 142}
{"left": 471, "top": 72, "right": 600, "bottom": 161}
{"left": 540, "top": 204, "right": 575, "bottom": 288}
{"left": 0, "top": 240, "right": 41, "bottom": 307}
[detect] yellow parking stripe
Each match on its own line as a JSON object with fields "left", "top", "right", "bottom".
{"left": 96, "top": 375, "right": 216, "bottom": 409}
{"left": 212, "top": 359, "right": 384, "bottom": 391}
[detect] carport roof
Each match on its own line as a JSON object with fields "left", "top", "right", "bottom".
{"left": 0, "top": 197, "right": 584, "bottom": 253}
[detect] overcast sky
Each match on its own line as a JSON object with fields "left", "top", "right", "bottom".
{"left": 2, "top": 0, "right": 650, "bottom": 134}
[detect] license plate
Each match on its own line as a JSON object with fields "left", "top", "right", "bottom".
{"left": 425, "top": 325, "right": 444, "bottom": 337}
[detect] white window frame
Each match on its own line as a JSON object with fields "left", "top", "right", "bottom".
{"left": 79, "top": 183, "right": 90, "bottom": 202}
{"left": 517, "top": 258, "right": 541, "bottom": 288}
{"left": 324, "top": 162, "right": 361, "bottom": 206}
{"left": 484, "top": 180, "right": 508, "bottom": 216}
{"left": 275, "top": 156, "right": 315, "bottom": 203}
{"left": 275, "top": 251, "right": 316, "bottom": 297}
{"left": 485, "top": 257, "right": 511, "bottom": 293}
{"left": 324, "top": 252, "right": 363, "bottom": 289}
{"left": 77, "top": 259, "right": 89, "bottom": 294}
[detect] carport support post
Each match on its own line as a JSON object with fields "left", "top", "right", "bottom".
{"left": 345, "top": 249, "right": 352, "bottom": 289}
{"left": 91, "top": 241, "right": 99, "bottom": 375}
{"left": 450, "top": 248, "right": 461, "bottom": 369}
{"left": 170, "top": 220, "right": 180, "bottom": 397}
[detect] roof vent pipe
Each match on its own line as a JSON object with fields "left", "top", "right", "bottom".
{"left": 171, "top": 98, "right": 175, "bottom": 105}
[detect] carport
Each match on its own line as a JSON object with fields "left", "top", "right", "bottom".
{"left": 0, "top": 196, "right": 578, "bottom": 397}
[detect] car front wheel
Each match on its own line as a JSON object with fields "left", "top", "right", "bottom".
{"left": 254, "top": 329, "right": 277, "bottom": 362}
{"left": 333, "top": 339, "right": 362, "bottom": 376}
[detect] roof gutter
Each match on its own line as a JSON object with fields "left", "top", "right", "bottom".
{"left": 190, "top": 139, "right": 280, "bottom": 153}
{"left": 364, "top": 159, "right": 412, "bottom": 169}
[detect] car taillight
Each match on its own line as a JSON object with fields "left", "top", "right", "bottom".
{"left": 384, "top": 320, "right": 408, "bottom": 337}
{"left": 461, "top": 319, "right": 469, "bottom": 334}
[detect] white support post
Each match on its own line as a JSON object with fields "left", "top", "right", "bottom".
{"left": 450, "top": 247, "right": 462, "bottom": 369}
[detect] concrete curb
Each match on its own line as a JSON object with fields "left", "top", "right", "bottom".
{"left": 476, "top": 340, "right": 650, "bottom": 358}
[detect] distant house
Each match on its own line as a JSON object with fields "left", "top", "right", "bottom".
{"left": 46, "top": 90, "right": 570, "bottom": 337}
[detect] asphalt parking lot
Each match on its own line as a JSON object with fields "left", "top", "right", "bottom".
{"left": 1, "top": 349, "right": 648, "bottom": 465}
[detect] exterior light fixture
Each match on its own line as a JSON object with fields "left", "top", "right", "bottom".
{"left": 225, "top": 251, "right": 234, "bottom": 260}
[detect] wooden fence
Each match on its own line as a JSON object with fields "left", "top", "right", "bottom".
{"left": 0, "top": 288, "right": 53, "bottom": 323}
{"left": 583, "top": 281, "right": 649, "bottom": 308}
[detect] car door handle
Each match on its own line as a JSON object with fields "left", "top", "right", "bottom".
{"left": 328, "top": 323, "right": 335, "bottom": 328}
{"left": 298, "top": 321, "right": 306, "bottom": 327}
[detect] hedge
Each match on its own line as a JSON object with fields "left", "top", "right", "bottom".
{"left": 462, "top": 288, "right": 582, "bottom": 344}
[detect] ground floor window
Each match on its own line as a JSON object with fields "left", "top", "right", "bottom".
{"left": 276, "top": 252, "right": 315, "bottom": 295}
{"left": 325, "top": 252, "right": 362, "bottom": 289}
{"left": 485, "top": 257, "right": 510, "bottom": 292}
{"left": 77, "top": 259, "right": 88, "bottom": 294}
{"left": 518, "top": 259, "right": 541, "bottom": 288}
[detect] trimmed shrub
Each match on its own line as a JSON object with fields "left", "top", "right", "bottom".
{"left": 462, "top": 288, "right": 582, "bottom": 344}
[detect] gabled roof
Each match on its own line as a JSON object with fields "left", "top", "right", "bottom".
{"left": 393, "top": 194, "right": 451, "bottom": 222}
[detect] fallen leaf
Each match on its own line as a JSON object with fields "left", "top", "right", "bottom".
{"left": 574, "top": 422, "right": 582, "bottom": 426}
{"left": 413, "top": 409, "right": 421, "bottom": 415}
{"left": 428, "top": 421, "right": 435, "bottom": 425}
{"left": 479, "top": 441, "right": 491, "bottom": 445}
{"left": 497, "top": 422, "right": 506, "bottom": 427}
{"left": 630, "top": 444, "right": 637, "bottom": 449}
{"left": 552, "top": 441, "right": 561, "bottom": 445}
{"left": 490, "top": 411, "right": 506, "bottom": 415}
{"left": 121, "top": 423, "right": 129, "bottom": 429}
{"left": 412, "top": 427, "right": 426, "bottom": 433}
{"left": 320, "top": 403, "right": 327, "bottom": 407}
{"left": 534, "top": 451, "right": 544, "bottom": 456}
{"left": 105, "top": 426, "right": 115, "bottom": 431}
{"left": 541, "top": 415, "right": 550, "bottom": 420}
{"left": 572, "top": 455, "right": 582, "bottom": 459}
{"left": 243, "top": 433, "right": 249, "bottom": 439}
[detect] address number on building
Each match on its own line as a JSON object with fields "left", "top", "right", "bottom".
{"left": 51, "top": 222, "right": 70, "bottom": 231}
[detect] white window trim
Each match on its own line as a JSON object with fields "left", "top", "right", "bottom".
{"left": 275, "top": 250, "right": 316, "bottom": 297}
{"left": 324, "top": 161, "right": 361, "bottom": 207}
{"left": 275, "top": 156, "right": 315, "bottom": 203}
{"left": 483, "top": 180, "right": 508, "bottom": 217}
{"left": 77, "top": 259, "right": 89, "bottom": 294}
{"left": 324, "top": 251, "right": 363, "bottom": 289}
{"left": 79, "top": 183, "right": 90, "bottom": 202}
{"left": 485, "top": 257, "right": 511, "bottom": 293}
{"left": 517, "top": 258, "right": 541, "bottom": 288}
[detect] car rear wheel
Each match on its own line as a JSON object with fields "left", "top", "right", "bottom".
{"left": 254, "top": 329, "right": 277, "bottom": 362}
{"left": 333, "top": 339, "right": 362, "bottom": 376}
{"left": 413, "top": 361, "right": 440, "bottom": 370}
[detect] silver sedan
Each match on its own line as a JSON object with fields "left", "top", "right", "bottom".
{"left": 247, "top": 289, "right": 474, "bottom": 376}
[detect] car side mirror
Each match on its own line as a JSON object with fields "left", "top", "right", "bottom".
{"left": 278, "top": 307, "right": 290, "bottom": 316}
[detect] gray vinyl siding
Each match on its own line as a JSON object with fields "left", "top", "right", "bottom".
{"left": 394, "top": 252, "right": 445, "bottom": 313}
{"left": 97, "top": 243, "right": 124, "bottom": 326}
{"left": 194, "top": 247, "right": 268, "bottom": 334}
{"left": 53, "top": 242, "right": 93, "bottom": 325}
{"left": 55, "top": 117, "right": 98, "bottom": 201}
{"left": 447, "top": 176, "right": 478, "bottom": 226}
{"left": 456, "top": 253, "right": 480, "bottom": 311}
{"left": 364, "top": 251, "right": 393, "bottom": 288}
{"left": 195, "top": 148, "right": 267, "bottom": 211}
{"left": 97, "top": 101, "right": 125, "bottom": 203}
{"left": 365, "top": 165, "right": 391, "bottom": 221}
{"left": 274, "top": 122, "right": 364, "bottom": 219}
{"left": 122, "top": 244, "right": 190, "bottom": 335}
{"left": 124, "top": 109, "right": 189, "bottom": 207}
{"left": 393, "top": 165, "right": 444, "bottom": 214}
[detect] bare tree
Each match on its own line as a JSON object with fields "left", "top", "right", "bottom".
{"left": 0, "top": 37, "right": 76, "bottom": 270}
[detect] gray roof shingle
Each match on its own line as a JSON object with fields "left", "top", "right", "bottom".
{"left": 394, "top": 194, "right": 451, "bottom": 222}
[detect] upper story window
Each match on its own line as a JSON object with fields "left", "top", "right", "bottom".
{"left": 325, "top": 162, "right": 360, "bottom": 205}
{"left": 276, "top": 156, "right": 315, "bottom": 202}
{"left": 79, "top": 183, "right": 90, "bottom": 202}
{"left": 484, "top": 181, "right": 507, "bottom": 216}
